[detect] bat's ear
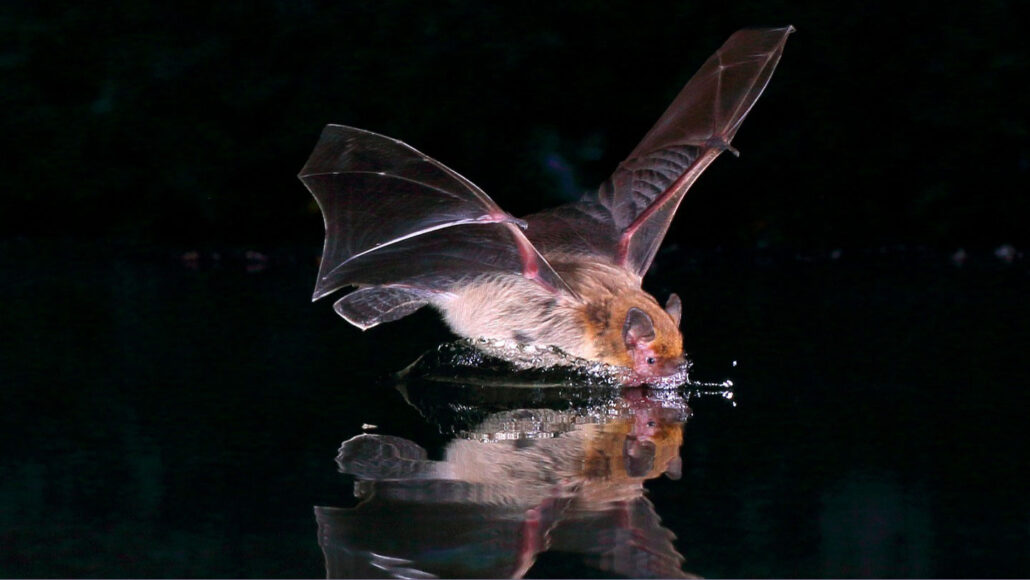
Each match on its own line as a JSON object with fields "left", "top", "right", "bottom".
{"left": 623, "top": 307, "right": 656, "bottom": 347}
{"left": 665, "top": 455, "right": 683, "bottom": 480}
{"left": 665, "top": 293, "right": 682, "bottom": 326}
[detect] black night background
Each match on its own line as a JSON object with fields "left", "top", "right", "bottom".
{"left": 4, "top": 1, "right": 1027, "bottom": 250}
{"left": 1, "top": 1, "right": 1027, "bottom": 578}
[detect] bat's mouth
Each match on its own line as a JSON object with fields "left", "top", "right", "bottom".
{"left": 624, "top": 358, "right": 691, "bottom": 388}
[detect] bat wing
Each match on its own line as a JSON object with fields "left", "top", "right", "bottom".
{"left": 300, "top": 125, "right": 574, "bottom": 328}
{"left": 526, "top": 26, "right": 794, "bottom": 278}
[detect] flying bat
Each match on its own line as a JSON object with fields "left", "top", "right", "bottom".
{"left": 300, "top": 26, "right": 793, "bottom": 382}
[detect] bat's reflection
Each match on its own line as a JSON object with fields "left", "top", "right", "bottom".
{"left": 314, "top": 346, "right": 726, "bottom": 578}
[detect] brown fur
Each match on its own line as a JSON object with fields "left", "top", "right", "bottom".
{"left": 435, "top": 257, "right": 683, "bottom": 373}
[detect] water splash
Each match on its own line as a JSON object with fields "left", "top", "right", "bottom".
{"left": 398, "top": 339, "right": 727, "bottom": 392}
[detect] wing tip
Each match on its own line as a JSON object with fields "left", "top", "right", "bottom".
{"left": 312, "top": 286, "right": 378, "bottom": 329}
{"left": 333, "top": 300, "right": 378, "bottom": 331}
{"left": 339, "top": 313, "right": 376, "bottom": 331}
{"left": 312, "top": 284, "right": 338, "bottom": 302}
{"left": 725, "top": 25, "right": 796, "bottom": 54}
{"left": 735, "top": 24, "right": 796, "bottom": 35}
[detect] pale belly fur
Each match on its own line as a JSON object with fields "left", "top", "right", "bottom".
{"left": 431, "top": 259, "right": 644, "bottom": 362}
{"left": 434, "top": 273, "right": 591, "bottom": 359}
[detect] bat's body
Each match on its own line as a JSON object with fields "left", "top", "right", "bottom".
{"left": 438, "top": 258, "right": 683, "bottom": 376}
{"left": 300, "top": 27, "right": 793, "bottom": 383}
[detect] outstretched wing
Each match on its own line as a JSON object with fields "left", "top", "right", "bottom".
{"left": 526, "top": 26, "right": 794, "bottom": 278}
{"left": 299, "top": 126, "right": 574, "bottom": 328}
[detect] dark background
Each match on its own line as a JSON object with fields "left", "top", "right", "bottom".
{"left": 2, "top": 0, "right": 1026, "bottom": 252}
{"left": 2, "top": 2, "right": 1029, "bottom": 578}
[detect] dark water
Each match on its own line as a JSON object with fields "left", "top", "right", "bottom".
{"left": 2, "top": 240, "right": 1027, "bottom": 578}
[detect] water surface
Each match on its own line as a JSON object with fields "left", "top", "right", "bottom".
{"left": 1, "top": 241, "right": 1027, "bottom": 577}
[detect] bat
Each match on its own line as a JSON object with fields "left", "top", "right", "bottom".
{"left": 300, "top": 26, "right": 793, "bottom": 383}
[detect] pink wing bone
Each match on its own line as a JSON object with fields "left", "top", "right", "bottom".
{"left": 614, "top": 147, "right": 722, "bottom": 267}
{"left": 612, "top": 26, "right": 795, "bottom": 275}
{"left": 426, "top": 152, "right": 561, "bottom": 293}
{"left": 299, "top": 125, "right": 576, "bottom": 304}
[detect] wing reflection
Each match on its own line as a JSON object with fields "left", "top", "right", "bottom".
{"left": 315, "top": 343, "right": 727, "bottom": 578}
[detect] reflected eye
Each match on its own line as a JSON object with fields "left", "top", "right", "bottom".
{"left": 646, "top": 357, "right": 656, "bottom": 365}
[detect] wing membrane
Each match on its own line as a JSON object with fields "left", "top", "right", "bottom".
{"left": 299, "top": 126, "right": 573, "bottom": 315}
{"left": 527, "top": 26, "right": 794, "bottom": 277}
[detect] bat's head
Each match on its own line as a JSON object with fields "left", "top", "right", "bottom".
{"left": 600, "top": 291, "right": 685, "bottom": 381}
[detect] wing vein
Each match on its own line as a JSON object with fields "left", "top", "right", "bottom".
{"left": 322, "top": 216, "right": 509, "bottom": 279}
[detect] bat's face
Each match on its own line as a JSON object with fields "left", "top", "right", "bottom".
{"left": 624, "top": 305, "right": 685, "bottom": 379}
{"left": 597, "top": 291, "right": 685, "bottom": 381}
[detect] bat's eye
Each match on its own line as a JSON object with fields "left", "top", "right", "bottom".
{"left": 646, "top": 357, "right": 656, "bottom": 365}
